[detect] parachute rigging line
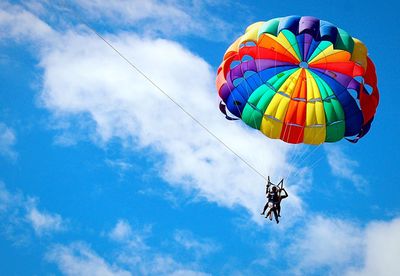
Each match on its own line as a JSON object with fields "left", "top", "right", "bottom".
{"left": 58, "top": 2, "right": 268, "bottom": 181}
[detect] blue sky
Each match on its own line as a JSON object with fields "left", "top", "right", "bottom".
{"left": 1, "top": 1, "right": 400, "bottom": 275}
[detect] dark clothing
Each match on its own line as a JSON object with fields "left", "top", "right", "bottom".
{"left": 267, "top": 191, "right": 279, "bottom": 204}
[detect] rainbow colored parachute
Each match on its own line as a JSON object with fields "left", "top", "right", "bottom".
{"left": 216, "top": 16, "right": 379, "bottom": 145}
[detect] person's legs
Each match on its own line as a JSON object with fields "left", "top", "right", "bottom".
{"left": 266, "top": 208, "right": 272, "bottom": 219}
{"left": 273, "top": 207, "right": 279, "bottom": 223}
{"left": 265, "top": 202, "right": 273, "bottom": 219}
{"left": 261, "top": 202, "right": 268, "bottom": 215}
{"left": 277, "top": 203, "right": 281, "bottom": 217}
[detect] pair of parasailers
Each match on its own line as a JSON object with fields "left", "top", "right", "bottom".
{"left": 260, "top": 178, "right": 288, "bottom": 224}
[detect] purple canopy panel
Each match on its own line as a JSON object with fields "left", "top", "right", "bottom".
{"left": 240, "top": 59, "right": 257, "bottom": 73}
{"left": 299, "top": 16, "right": 320, "bottom": 36}
{"left": 219, "top": 84, "right": 231, "bottom": 102}
{"left": 229, "top": 60, "right": 257, "bottom": 81}
{"left": 302, "top": 33, "right": 313, "bottom": 62}
{"left": 312, "top": 68, "right": 355, "bottom": 88}
{"left": 225, "top": 71, "right": 235, "bottom": 92}
{"left": 256, "top": 59, "right": 294, "bottom": 72}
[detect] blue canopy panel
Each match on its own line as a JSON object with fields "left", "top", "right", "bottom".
{"left": 225, "top": 72, "right": 264, "bottom": 117}
{"left": 277, "top": 16, "right": 301, "bottom": 35}
{"left": 312, "top": 70, "right": 363, "bottom": 136}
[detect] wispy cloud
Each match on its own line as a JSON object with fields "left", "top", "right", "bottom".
{"left": 75, "top": 0, "right": 189, "bottom": 24}
{"left": 0, "top": 2, "right": 55, "bottom": 43}
{"left": 105, "top": 159, "right": 137, "bottom": 180}
{"left": 108, "top": 219, "right": 150, "bottom": 250}
{"left": 105, "top": 220, "right": 212, "bottom": 275}
{"left": 325, "top": 145, "right": 368, "bottom": 191}
{"left": 105, "top": 159, "right": 135, "bottom": 172}
{"left": 0, "top": 182, "right": 66, "bottom": 241}
{"left": 25, "top": 198, "right": 65, "bottom": 236}
{"left": 46, "top": 242, "right": 131, "bottom": 276}
{"left": 0, "top": 122, "right": 17, "bottom": 160}
{"left": 69, "top": 0, "right": 240, "bottom": 41}
{"left": 47, "top": 219, "right": 211, "bottom": 275}
{"left": 0, "top": 181, "right": 19, "bottom": 212}
{"left": 12, "top": 0, "right": 242, "bottom": 41}
{"left": 174, "top": 229, "right": 219, "bottom": 259}
{"left": 108, "top": 219, "right": 133, "bottom": 242}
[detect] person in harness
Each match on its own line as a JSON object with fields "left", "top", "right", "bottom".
{"left": 260, "top": 177, "right": 288, "bottom": 224}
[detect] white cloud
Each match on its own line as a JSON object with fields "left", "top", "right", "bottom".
{"left": 174, "top": 230, "right": 218, "bottom": 258}
{"left": 105, "top": 159, "right": 136, "bottom": 179}
{"left": 325, "top": 145, "right": 368, "bottom": 191}
{"left": 107, "top": 220, "right": 212, "bottom": 275}
{"left": 346, "top": 218, "right": 400, "bottom": 276}
{"left": 169, "top": 269, "right": 210, "bottom": 276}
{"left": 0, "top": 122, "right": 17, "bottom": 160}
{"left": 108, "top": 219, "right": 149, "bottom": 250}
{"left": 47, "top": 220, "right": 211, "bottom": 275}
{"left": 0, "top": 2, "right": 55, "bottom": 43}
{"left": 109, "top": 219, "right": 133, "bottom": 242}
{"left": 25, "top": 199, "right": 65, "bottom": 236}
{"left": 0, "top": 182, "right": 66, "bottom": 238}
{"left": 70, "top": 0, "right": 237, "bottom": 40}
{"left": 47, "top": 242, "right": 131, "bottom": 276}
{"left": 105, "top": 159, "right": 134, "bottom": 172}
{"left": 0, "top": 182, "right": 28, "bottom": 245}
{"left": 75, "top": 0, "right": 189, "bottom": 24}
{"left": 285, "top": 216, "right": 400, "bottom": 276}
{"left": 288, "top": 216, "right": 363, "bottom": 275}
{"left": 137, "top": 186, "right": 183, "bottom": 208}
{"left": 0, "top": 181, "right": 15, "bottom": 212}
{"left": 115, "top": 252, "right": 210, "bottom": 276}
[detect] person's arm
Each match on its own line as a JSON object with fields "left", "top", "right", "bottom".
{"left": 266, "top": 181, "right": 271, "bottom": 194}
{"left": 280, "top": 188, "right": 288, "bottom": 198}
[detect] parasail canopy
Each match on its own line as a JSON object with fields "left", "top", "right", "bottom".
{"left": 216, "top": 16, "right": 379, "bottom": 145}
